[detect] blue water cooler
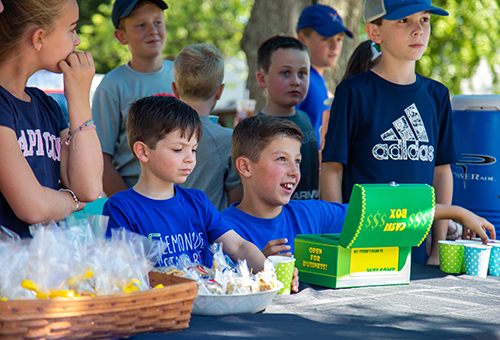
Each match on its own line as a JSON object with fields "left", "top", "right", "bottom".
{"left": 451, "top": 95, "right": 500, "bottom": 238}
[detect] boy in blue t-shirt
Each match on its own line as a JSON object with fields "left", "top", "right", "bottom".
{"left": 295, "top": 4, "right": 353, "bottom": 150}
{"left": 320, "top": 0, "right": 459, "bottom": 265}
{"left": 222, "top": 115, "right": 494, "bottom": 257}
{"left": 256, "top": 35, "right": 319, "bottom": 200}
{"left": 102, "top": 95, "right": 266, "bottom": 271}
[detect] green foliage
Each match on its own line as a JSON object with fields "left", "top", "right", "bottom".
{"left": 418, "top": 0, "right": 500, "bottom": 95}
{"left": 76, "top": 0, "right": 253, "bottom": 74}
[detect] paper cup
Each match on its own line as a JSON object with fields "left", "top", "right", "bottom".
{"left": 438, "top": 241, "right": 464, "bottom": 274}
{"left": 454, "top": 240, "right": 479, "bottom": 273}
{"left": 464, "top": 244, "right": 491, "bottom": 278}
{"left": 489, "top": 244, "right": 500, "bottom": 276}
{"left": 208, "top": 115, "right": 219, "bottom": 124}
{"left": 236, "top": 99, "right": 256, "bottom": 120}
{"left": 268, "top": 255, "right": 295, "bottom": 295}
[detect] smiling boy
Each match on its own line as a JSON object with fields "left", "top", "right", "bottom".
{"left": 93, "top": 0, "right": 175, "bottom": 197}
{"left": 320, "top": 0, "right": 460, "bottom": 265}
{"left": 257, "top": 35, "right": 319, "bottom": 200}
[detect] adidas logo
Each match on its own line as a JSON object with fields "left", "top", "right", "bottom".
{"left": 372, "top": 103, "right": 434, "bottom": 162}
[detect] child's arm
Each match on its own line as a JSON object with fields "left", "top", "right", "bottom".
{"left": 319, "top": 161, "right": 344, "bottom": 203}
{"left": 215, "top": 230, "right": 266, "bottom": 272}
{"left": 103, "top": 153, "right": 129, "bottom": 196}
{"left": 0, "top": 127, "right": 84, "bottom": 224}
{"left": 59, "top": 51, "right": 103, "bottom": 202}
{"left": 262, "top": 238, "right": 292, "bottom": 257}
{"left": 427, "top": 165, "right": 454, "bottom": 265}
{"left": 435, "top": 204, "right": 496, "bottom": 242}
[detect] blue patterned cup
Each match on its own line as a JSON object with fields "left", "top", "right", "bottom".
{"left": 454, "top": 240, "right": 478, "bottom": 273}
{"left": 488, "top": 244, "right": 500, "bottom": 276}
{"left": 464, "top": 244, "right": 491, "bottom": 278}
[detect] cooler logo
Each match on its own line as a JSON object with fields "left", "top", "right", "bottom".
{"left": 453, "top": 154, "right": 496, "bottom": 188}
{"left": 372, "top": 103, "right": 434, "bottom": 162}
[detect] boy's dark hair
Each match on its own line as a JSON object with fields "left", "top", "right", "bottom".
{"left": 232, "top": 115, "right": 304, "bottom": 179}
{"left": 127, "top": 95, "right": 203, "bottom": 157}
{"left": 257, "top": 35, "right": 309, "bottom": 73}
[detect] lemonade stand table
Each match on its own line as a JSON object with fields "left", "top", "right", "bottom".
{"left": 295, "top": 183, "right": 435, "bottom": 288}
{"left": 131, "top": 264, "right": 500, "bottom": 340}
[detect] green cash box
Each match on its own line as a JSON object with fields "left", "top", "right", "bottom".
{"left": 295, "top": 183, "right": 435, "bottom": 289}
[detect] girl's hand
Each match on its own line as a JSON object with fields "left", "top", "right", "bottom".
{"left": 59, "top": 51, "right": 95, "bottom": 111}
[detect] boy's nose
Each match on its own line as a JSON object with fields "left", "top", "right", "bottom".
{"left": 288, "top": 163, "right": 300, "bottom": 176}
{"left": 148, "top": 23, "right": 159, "bottom": 35}
{"left": 185, "top": 151, "right": 196, "bottom": 163}
{"left": 412, "top": 23, "right": 424, "bottom": 36}
{"left": 74, "top": 35, "right": 81, "bottom": 47}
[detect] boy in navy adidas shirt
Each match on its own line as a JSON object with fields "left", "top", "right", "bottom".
{"left": 320, "top": 0, "right": 460, "bottom": 265}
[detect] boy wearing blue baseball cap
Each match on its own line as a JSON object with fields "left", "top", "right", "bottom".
{"left": 92, "top": 0, "right": 174, "bottom": 197}
{"left": 321, "top": 0, "right": 461, "bottom": 265}
{"left": 296, "top": 4, "right": 353, "bottom": 150}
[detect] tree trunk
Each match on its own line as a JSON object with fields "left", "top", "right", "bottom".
{"left": 241, "top": 0, "right": 363, "bottom": 111}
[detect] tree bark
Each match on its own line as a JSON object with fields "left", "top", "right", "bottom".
{"left": 241, "top": 0, "right": 363, "bottom": 111}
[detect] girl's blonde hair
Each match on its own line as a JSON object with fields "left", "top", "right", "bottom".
{"left": 0, "top": 0, "right": 70, "bottom": 63}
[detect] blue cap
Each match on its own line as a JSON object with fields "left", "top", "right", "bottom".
{"left": 112, "top": 0, "right": 168, "bottom": 29}
{"left": 297, "top": 4, "right": 353, "bottom": 38}
{"left": 364, "top": 0, "right": 448, "bottom": 23}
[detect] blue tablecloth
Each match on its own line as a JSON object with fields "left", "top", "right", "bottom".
{"left": 131, "top": 264, "right": 500, "bottom": 340}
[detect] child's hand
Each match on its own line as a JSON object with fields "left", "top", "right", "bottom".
{"left": 291, "top": 267, "right": 299, "bottom": 293}
{"left": 59, "top": 51, "right": 95, "bottom": 111}
{"left": 459, "top": 208, "right": 496, "bottom": 242}
{"left": 262, "top": 238, "right": 292, "bottom": 257}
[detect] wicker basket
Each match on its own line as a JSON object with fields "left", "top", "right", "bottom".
{"left": 0, "top": 274, "right": 198, "bottom": 340}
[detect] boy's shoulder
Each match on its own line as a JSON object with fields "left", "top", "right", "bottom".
{"left": 106, "top": 185, "right": 210, "bottom": 210}
{"left": 200, "top": 116, "right": 233, "bottom": 138}
{"left": 96, "top": 60, "right": 174, "bottom": 94}
{"left": 339, "top": 71, "right": 449, "bottom": 95}
{"left": 101, "top": 60, "right": 173, "bottom": 81}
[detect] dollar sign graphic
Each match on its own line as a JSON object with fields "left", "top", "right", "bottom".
{"left": 415, "top": 212, "right": 422, "bottom": 226}
{"left": 373, "top": 212, "right": 379, "bottom": 229}
{"left": 380, "top": 213, "right": 386, "bottom": 226}
{"left": 366, "top": 214, "right": 372, "bottom": 229}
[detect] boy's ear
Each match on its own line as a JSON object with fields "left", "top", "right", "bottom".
{"left": 133, "top": 141, "right": 149, "bottom": 163}
{"left": 171, "top": 82, "right": 180, "bottom": 98}
{"left": 297, "top": 33, "right": 306, "bottom": 44}
{"left": 114, "top": 29, "right": 128, "bottom": 45}
{"left": 215, "top": 83, "right": 225, "bottom": 100}
{"left": 365, "top": 23, "right": 382, "bottom": 44}
{"left": 256, "top": 70, "right": 267, "bottom": 89}
{"left": 235, "top": 156, "right": 252, "bottom": 178}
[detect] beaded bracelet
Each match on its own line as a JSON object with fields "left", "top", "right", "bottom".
{"left": 59, "top": 188, "right": 80, "bottom": 213}
{"left": 65, "top": 118, "right": 96, "bottom": 152}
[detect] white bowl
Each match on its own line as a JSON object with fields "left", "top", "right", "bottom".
{"left": 192, "top": 282, "right": 283, "bottom": 316}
